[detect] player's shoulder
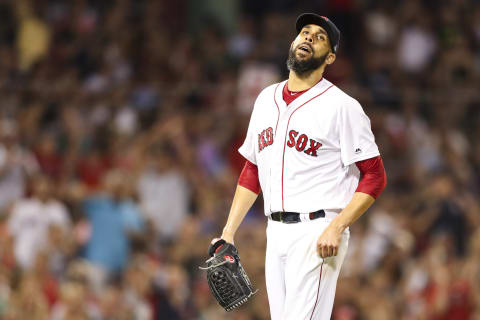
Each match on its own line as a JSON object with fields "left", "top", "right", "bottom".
{"left": 324, "top": 80, "right": 364, "bottom": 113}
{"left": 323, "top": 80, "right": 359, "bottom": 105}
{"left": 250, "top": 80, "right": 286, "bottom": 114}
{"left": 257, "top": 80, "right": 286, "bottom": 100}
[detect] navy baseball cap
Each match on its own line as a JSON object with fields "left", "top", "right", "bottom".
{"left": 295, "top": 13, "right": 340, "bottom": 53}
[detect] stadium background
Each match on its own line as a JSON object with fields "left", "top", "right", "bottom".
{"left": 0, "top": 0, "right": 479, "bottom": 319}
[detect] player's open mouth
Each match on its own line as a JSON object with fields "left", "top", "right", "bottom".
{"left": 298, "top": 44, "right": 312, "bottom": 54}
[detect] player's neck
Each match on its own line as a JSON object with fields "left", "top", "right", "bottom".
{"left": 288, "top": 67, "right": 324, "bottom": 91}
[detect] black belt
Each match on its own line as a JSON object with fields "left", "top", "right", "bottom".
{"left": 269, "top": 209, "right": 325, "bottom": 223}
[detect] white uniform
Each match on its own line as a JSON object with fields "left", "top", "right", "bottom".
{"left": 238, "top": 78, "right": 380, "bottom": 319}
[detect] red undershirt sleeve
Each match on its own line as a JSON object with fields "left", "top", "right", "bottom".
{"left": 355, "top": 156, "right": 387, "bottom": 199}
{"left": 238, "top": 160, "right": 261, "bottom": 194}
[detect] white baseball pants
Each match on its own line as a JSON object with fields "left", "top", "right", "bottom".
{"left": 265, "top": 210, "right": 350, "bottom": 320}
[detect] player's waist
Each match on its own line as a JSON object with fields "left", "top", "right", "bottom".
{"left": 268, "top": 209, "right": 340, "bottom": 223}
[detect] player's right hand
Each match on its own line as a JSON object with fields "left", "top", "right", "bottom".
{"left": 316, "top": 226, "right": 341, "bottom": 258}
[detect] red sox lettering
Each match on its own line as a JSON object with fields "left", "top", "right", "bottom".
{"left": 287, "top": 130, "right": 322, "bottom": 156}
{"left": 258, "top": 127, "right": 274, "bottom": 152}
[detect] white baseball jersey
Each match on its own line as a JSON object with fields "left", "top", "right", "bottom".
{"left": 238, "top": 78, "right": 380, "bottom": 214}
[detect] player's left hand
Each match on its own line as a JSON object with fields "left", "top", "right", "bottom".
{"left": 316, "top": 226, "right": 342, "bottom": 258}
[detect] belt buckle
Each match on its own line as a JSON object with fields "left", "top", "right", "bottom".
{"left": 281, "top": 212, "right": 297, "bottom": 224}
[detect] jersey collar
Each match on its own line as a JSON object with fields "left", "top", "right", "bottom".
{"left": 275, "top": 78, "right": 332, "bottom": 111}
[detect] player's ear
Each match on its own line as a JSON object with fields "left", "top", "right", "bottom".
{"left": 325, "top": 52, "right": 336, "bottom": 65}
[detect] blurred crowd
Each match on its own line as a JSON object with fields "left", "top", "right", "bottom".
{"left": 0, "top": 0, "right": 479, "bottom": 319}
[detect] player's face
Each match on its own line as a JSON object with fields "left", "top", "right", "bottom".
{"left": 287, "top": 24, "right": 336, "bottom": 75}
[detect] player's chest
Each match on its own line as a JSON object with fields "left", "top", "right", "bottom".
{"left": 254, "top": 99, "right": 339, "bottom": 157}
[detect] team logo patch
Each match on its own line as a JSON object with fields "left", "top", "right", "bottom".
{"left": 225, "top": 255, "right": 235, "bottom": 263}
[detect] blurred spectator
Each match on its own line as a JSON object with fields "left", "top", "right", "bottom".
{"left": 33, "top": 132, "right": 64, "bottom": 181}
{"left": 6, "top": 273, "right": 49, "bottom": 319}
{"left": 97, "top": 284, "right": 133, "bottom": 320}
{"left": 8, "top": 174, "right": 70, "bottom": 269}
{"left": 397, "top": 18, "right": 437, "bottom": 74}
{"left": 15, "top": 0, "right": 51, "bottom": 71}
{"left": 0, "top": 119, "right": 38, "bottom": 214}
{"left": 228, "top": 16, "right": 256, "bottom": 59}
{"left": 137, "top": 145, "right": 189, "bottom": 242}
{"left": 123, "top": 256, "right": 154, "bottom": 320}
{"left": 83, "top": 170, "right": 144, "bottom": 279}
{"left": 76, "top": 147, "right": 111, "bottom": 191}
{"left": 50, "top": 280, "right": 94, "bottom": 320}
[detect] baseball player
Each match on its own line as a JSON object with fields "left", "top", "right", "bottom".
{"left": 213, "top": 13, "right": 387, "bottom": 319}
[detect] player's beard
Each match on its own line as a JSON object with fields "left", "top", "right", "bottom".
{"left": 287, "top": 44, "right": 328, "bottom": 76}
